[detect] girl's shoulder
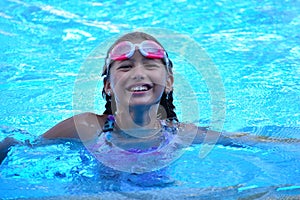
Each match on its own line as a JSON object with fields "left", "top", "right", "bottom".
{"left": 170, "top": 122, "right": 208, "bottom": 144}
{"left": 77, "top": 112, "right": 107, "bottom": 124}
{"left": 73, "top": 112, "right": 108, "bottom": 140}
{"left": 42, "top": 112, "right": 108, "bottom": 141}
{"left": 167, "top": 121, "right": 198, "bottom": 131}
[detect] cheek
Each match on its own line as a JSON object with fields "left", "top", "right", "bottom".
{"left": 109, "top": 73, "right": 123, "bottom": 90}
{"left": 157, "top": 72, "right": 169, "bottom": 85}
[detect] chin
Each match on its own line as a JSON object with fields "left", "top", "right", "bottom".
{"left": 128, "top": 100, "right": 158, "bottom": 109}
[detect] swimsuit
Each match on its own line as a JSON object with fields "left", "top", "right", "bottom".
{"left": 87, "top": 115, "right": 188, "bottom": 174}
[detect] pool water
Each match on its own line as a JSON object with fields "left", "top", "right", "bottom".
{"left": 1, "top": 0, "right": 300, "bottom": 199}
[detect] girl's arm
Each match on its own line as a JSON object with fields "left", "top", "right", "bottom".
{"left": 0, "top": 112, "right": 105, "bottom": 164}
{"left": 42, "top": 112, "right": 105, "bottom": 141}
{"left": 194, "top": 126, "right": 300, "bottom": 147}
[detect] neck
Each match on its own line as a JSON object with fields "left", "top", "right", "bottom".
{"left": 114, "top": 104, "right": 160, "bottom": 132}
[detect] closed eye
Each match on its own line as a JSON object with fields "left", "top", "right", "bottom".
{"left": 144, "top": 63, "right": 162, "bottom": 69}
{"left": 117, "top": 65, "right": 132, "bottom": 71}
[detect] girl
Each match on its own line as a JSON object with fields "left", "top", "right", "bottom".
{"left": 42, "top": 31, "right": 202, "bottom": 173}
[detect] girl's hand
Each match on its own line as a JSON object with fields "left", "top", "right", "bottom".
{"left": 0, "top": 137, "right": 22, "bottom": 150}
{"left": 0, "top": 137, "right": 22, "bottom": 164}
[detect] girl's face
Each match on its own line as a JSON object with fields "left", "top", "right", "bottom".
{"left": 104, "top": 39, "right": 173, "bottom": 111}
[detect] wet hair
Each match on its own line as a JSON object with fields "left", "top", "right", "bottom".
{"left": 101, "top": 31, "right": 178, "bottom": 122}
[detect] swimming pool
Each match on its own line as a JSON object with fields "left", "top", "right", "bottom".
{"left": 1, "top": 0, "right": 300, "bottom": 199}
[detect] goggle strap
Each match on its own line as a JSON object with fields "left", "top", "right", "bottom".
{"left": 164, "top": 52, "right": 170, "bottom": 68}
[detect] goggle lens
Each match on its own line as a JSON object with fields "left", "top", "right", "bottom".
{"left": 110, "top": 41, "right": 134, "bottom": 61}
{"left": 139, "top": 41, "right": 164, "bottom": 59}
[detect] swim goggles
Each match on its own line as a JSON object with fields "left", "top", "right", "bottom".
{"left": 104, "top": 40, "right": 171, "bottom": 76}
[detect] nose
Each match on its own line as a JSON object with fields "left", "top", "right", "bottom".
{"left": 131, "top": 63, "right": 145, "bottom": 80}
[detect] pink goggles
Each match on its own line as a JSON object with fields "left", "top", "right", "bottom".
{"left": 104, "top": 40, "right": 170, "bottom": 75}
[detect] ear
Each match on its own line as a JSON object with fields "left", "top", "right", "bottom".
{"left": 165, "top": 74, "right": 174, "bottom": 93}
{"left": 104, "top": 78, "right": 112, "bottom": 96}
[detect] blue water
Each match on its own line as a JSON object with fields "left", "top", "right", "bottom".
{"left": 1, "top": 0, "right": 300, "bottom": 199}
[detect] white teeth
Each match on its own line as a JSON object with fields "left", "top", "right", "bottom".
{"left": 130, "top": 86, "right": 148, "bottom": 91}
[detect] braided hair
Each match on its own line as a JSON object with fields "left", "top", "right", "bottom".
{"left": 101, "top": 32, "right": 178, "bottom": 122}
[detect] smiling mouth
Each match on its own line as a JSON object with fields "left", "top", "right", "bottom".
{"left": 129, "top": 84, "right": 152, "bottom": 92}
